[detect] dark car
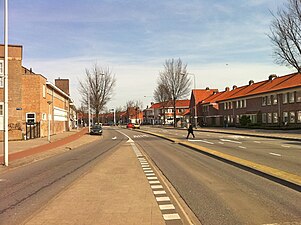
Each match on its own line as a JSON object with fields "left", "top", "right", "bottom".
{"left": 90, "top": 124, "right": 103, "bottom": 135}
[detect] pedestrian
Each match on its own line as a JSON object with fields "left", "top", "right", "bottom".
{"left": 186, "top": 124, "right": 195, "bottom": 139}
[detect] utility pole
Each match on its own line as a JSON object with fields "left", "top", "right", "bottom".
{"left": 3, "top": 0, "right": 9, "bottom": 166}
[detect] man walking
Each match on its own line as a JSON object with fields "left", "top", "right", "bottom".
{"left": 186, "top": 124, "right": 195, "bottom": 139}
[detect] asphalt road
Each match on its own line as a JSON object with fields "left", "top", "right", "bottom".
{"left": 141, "top": 126, "right": 301, "bottom": 176}
{"left": 122, "top": 128, "right": 301, "bottom": 225}
{"left": 0, "top": 129, "right": 126, "bottom": 225}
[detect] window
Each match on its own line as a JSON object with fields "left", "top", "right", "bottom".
{"left": 272, "top": 94, "right": 278, "bottom": 105}
{"left": 262, "top": 96, "right": 267, "bottom": 106}
{"left": 297, "top": 111, "right": 301, "bottom": 123}
{"left": 0, "top": 60, "right": 3, "bottom": 88}
{"left": 267, "top": 95, "right": 272, "bottom": 105}
{"left": 289, "top": 112, "right": 295, "bottom": 123}
{"left": 244, "top": 99, "right": 247, "bottom": 108}
{"left": 224, "top": 103, "right": 226, "bottom": 110}
{"left": 0, "top": 104, "right": 3, "bottom": 116}
{"left": 273, "top": 112, "right": 278, "bottom": 123}
{"left": 267, "top": 113, "right": 272, "bottom": 123}
{"left": 289, "top": 92, "right": 295, "bottom": 103}
{"left": 240, "top": 100, "right": 244, "bottom": 108}
{"left": 296, "top": 91, "right": 301, "bottom": 102}
{"left": 43, "top": 85, "right": 46, "bottom": 98}
{"left": 26, "top": 113, "right": 36, "bottom": 125}
{"left": 283, "top": 93, "right": 288, "bottom": 104}
{"left": 262, "top": 113, "right": 266, "bottom": 123}
{"left": 283, "top": 112, "right": 288, "bottom": 123}
{"left": 236, "top": 115, "right": 240, "bottom": 123}
{"left": 42, "top": 113, "right": 47, "bottom": 121}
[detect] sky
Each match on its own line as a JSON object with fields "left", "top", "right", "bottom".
{"left": 0, "top": 0, "right": 295, "bottom": 110}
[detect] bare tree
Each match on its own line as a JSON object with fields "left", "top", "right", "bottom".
{"left": 79, "top": 64, "right": 116, "bottom": 122}
{"left": 153, "top": 83, "right": 170, "bottom": 124}
{"left": 268, "top": 0, "right": 301, "bottom": 72}
{"left": 158, "top": 58, "right": 191, "bottom": 127}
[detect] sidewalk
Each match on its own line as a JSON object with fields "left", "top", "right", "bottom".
{"left": 22, "top": 142, "right": 165, "bottom": 225}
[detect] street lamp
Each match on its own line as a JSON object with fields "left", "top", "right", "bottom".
{"left": 182, "top": 72, "right": 197, "bottom": 128}
{"left": 47, "top": 101, "right": 52, "bottom": 142}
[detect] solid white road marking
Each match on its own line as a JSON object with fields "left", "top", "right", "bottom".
{"left": 163, "top": 213, "right": 181, "bottom": 220}
{"left": 269, "top": 152, "right": 282, "bottom": 157}
{"left": 159, "top": 204, "right": 175, "bottom": 210}
{"left": 156, "top": 196, "right": 170, "bottom": 202}
{"left": 220, "top": 139, "right": 242, "bottom": 144}
{"left": 153, "top": 190, "right": 166, "bottom": 195}
{"left": 188, "top": 139, "right": 214, "bottom": 144}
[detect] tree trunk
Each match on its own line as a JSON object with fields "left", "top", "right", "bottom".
{"left": 173, "top": 98, "right": 176, "bottom": 128}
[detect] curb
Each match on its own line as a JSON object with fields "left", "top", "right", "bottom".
{"left": 138, "top": 129, "right": 301, "bottom": 192}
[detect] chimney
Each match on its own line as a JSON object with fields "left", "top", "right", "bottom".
{"left": 55, "top": 78, "right": 70, "bottom": 95}
{"left": 249, "top": 80, "right": 254, "bottom": 85}
{"left": 151, "top": 102, "right": 154, "bottom": 105}
{"left": 205, "top": 87, "right": 210, "bottom": 90}
{"left": 268, "top": 74, "right": 277, "bottom": 81}
{"left": 225, "top": 87, "right": 230, "bottom": 91}
{"left": 232, "top": 85, "right": 237, "bottom": 90}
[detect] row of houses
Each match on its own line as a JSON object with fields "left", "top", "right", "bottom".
{"left": 0, "top": 44, "right": 77, "bottom": 140}
{"left": 143, "top": 72, "right": 301, "bottom": 129}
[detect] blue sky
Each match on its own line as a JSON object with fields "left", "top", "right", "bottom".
{"left": 0, "top": 0, "right": 294, "bottom": 110}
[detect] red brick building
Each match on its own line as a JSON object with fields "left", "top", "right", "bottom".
{"left": 197, "top": 73, "right": 301, "bottom": 128}
{"left": 0, "top": 44, "right": 76, "bottom": 140}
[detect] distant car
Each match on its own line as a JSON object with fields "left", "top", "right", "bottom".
{"left": 90, "top": 124, "right": 103, "bottom": 135}
{"left": 127, "top": 123, "right": 134, "bottom": 128}
{"left": 133, "top": 123, "right": 140, "bottom": 129}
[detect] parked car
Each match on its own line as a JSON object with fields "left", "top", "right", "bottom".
{"left": 90, "top": 124, "right": 103, "bottom": 135}
{"left": 127, "top": 123, "right": 134, "bottom": 128}
{"left": 133, "top": 123, "right": 140, "bottom": 129}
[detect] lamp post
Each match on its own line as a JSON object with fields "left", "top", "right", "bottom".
{"left": 47, "top": 101, "right": 52, "bottom": 142}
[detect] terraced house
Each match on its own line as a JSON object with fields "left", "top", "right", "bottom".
{"left": 0, "top": 44, "right": 76, "bottom": 140}
{"left": 198, "top": 72, "right": 301, "bottom": 128}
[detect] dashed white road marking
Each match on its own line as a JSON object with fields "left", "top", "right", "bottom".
{"left": 153, "top": 190, "right": 166, "bottom": 195}
{"left": 159, "top": 204, "right": 175, "bottom": 210}
{"left": 112, "top": 136, "right": 117, "bottom": 140}
{"left": 142, "top": 165, "right": 149, "bottom": 168}
{"left": 269, "top": 152, "right": 282, "bottom": 157}
{"left": 145, "top": 173, "right": 156, "bottom": 176}
{"left": 254, "top": 141, "right": 261, "bottom": 143}
{"left": 163, "top": 213, "right": 181, "bottom": 221}
{"left": 218, "top": 142, "right": 224, "bottom": 145}
{"left": 147, "top": 177, "right": 158, "bottom": 180}
{"left": 151, "top": 185, "right": 163, "bottom": 189}
{"left": 143, "top": 167, "right": 151, "bottom": 170}
{"left": 156, "top": 196, "right": 170, "bottom": 202}
{"left": 281, "top": 145, "right": 291, "bottom": 148}
{"left": 149, "top": 180, "right": 160, "bottom": 184}
{"left": 238, "top": 146, "right": 246, "bottom": 149}
{"left": 0, "top": 179, "right": 6, "bottom": 182}
{"left": 188, "top": 139, "right": 214, "bottom": 144}
{"left": 144, "top": 170, "right": 154, "bottom": 173}
{"left": 220, "top": 139, "right": 242, "bottom": 144}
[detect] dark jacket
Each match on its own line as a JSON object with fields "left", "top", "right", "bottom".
{"left": 188, "top": 125, "right": 193, "bottom": 132}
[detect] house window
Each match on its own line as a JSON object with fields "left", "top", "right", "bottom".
{"left": 244, "top": 99, "right": 247, "bottom": 108}
{"left": 42, "top": 113, "right": 47, "bottom": 121}
{"left": 43, "top": 85, "right": 46, "bottom": 98}
{"left": 283, "top": 93, "right": 288, "bottom": 104}
{"left": 26, "top": 113, "right": 36, "bottom": 125}
{"left": 289, "top": 112, "right": 295, "bottom": 123}
{"left": 267, "top": 113, "right": 272, "bottom": 123}
{"left": 267, "top": 95, "right": 272, "bottom": 105}
{"left": 272, "top": 94, "right": 278, "bottom": 105}
{"left": 224, "top": 103, "right": 226, "bottom": 110}
{"left": 0, "top": 60, "right": 3, "bottom": 88}
{"left": 289, "top": 92, "right": 295, "bottom": 103}
{"left": 297, "top": 111, "right": 301, "bottom": 123}
{"left": 0, "top": 104, "right": 3, "bottom": 116}
{"left": 262, "top": 113, "right": 266, "bottom": 123}
{"left": 296, "top": 91, "right": 301, "bottom": 102}
{"left": 283, "top": 112, "right": 288, "bottom": 124}
{"left": 273, "top": 112, "right": 278, "bottom": 123}
{"left": 262, "top": 96, "right": 267, "bottom": 106}
{"left": 236, "top": 115, "right": 240, "bottom": 123}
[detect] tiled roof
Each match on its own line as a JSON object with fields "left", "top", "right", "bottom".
{"left": 150, "top": 100, "right": 190, "bottom": 109}
{"left": 216, "top": 72, "right": 301, "bottom": 102}
{"left": 192, "top": 89, "right": 218, "bottom": 104}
